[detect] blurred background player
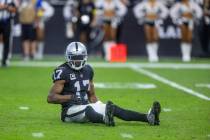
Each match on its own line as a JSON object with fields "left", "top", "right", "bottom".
{"left": 34, "top": 0, "right": 54, "bottom": 60}
{"left": 199, "top": 0, "right": 210, "bottom": 58}
{"left": 0, "top": 0, "right": 17, "bottom": 67}
{"left": 74, "top": 0, "right": 96, "bottom": 52}
{"left": 133, "top": 0, "right": 168, "bottom": 62}
{"left": 170, "top": 0, "right": 202, "bottom": 62}
{"left": 63, "top": 0, "right": 78, "bottom": 39}
{"left": 95, "top": 0, "right": 127, "bottom": 59}
{"left": 19, "top": 0, "right": 37, "bottom": 61}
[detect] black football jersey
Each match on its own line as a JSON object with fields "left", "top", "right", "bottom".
{"left": 52, "top": 63, "right": 94, "bottom": 109}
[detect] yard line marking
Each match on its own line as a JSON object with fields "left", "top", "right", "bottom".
{"left": 120, "top": 133, "right": 133, "bottom": 139}
{"left": 11, "top": 61, "right": 210, "bottom": 69}
{"left": 163, "top": 108, "right": 172, "bottom": 112}
{"left": 32, "top": 132, "right": 44, "bottom": 138}
{"left": 130, "top": 66, "right": 210, "bottom": 101}
{"left": 94, "top": 82, "right": 156, "bottom": 89}
{"left": 19, "top": 106, "right": 29, "bottom": 110}
{"left": 195, "top": 84, "right": 210, "bottom": 89}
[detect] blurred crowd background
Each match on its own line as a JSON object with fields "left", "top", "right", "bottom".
{"left": 0, "top": 0, "right": 210, "bottom": 66}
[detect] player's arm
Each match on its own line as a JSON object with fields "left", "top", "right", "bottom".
{"left": 47, "top": 80, "right": 72, "bottom": 104}
{"left": 87, "top": 80, "right": 98, "bottom": 103}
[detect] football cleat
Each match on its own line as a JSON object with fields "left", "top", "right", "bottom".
{"left": 104, "top": 101, "right": 115, "bottom": 126}
{"left": 147, "top": 101, "right": 161, "bottom": 125}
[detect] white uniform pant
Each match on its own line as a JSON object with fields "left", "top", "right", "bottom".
{"left": 64, "top": 101, "right": 106, "bottom": 122}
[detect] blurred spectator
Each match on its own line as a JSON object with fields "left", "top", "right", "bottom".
{"left": 75, "top": 0, "right": 96, "bottom": 49}
{"left": 116, "top": 0, "right": 129, "bottom": 43}
{"left": 170, "top": 0, "right": 202, "bottom": 62}
{"left": 134, "top": 0, "right": 168, "bottom": 62}
{"left": 19, "top": 0, "right": 37, "bottom": 61}
{"left": 199, "top": 0, "right": 210, "bottom": 57}
{"left": 0, "top": 0, "right": 17, "bottom": 67}
{"left": 63, "top": 0, "right": 78, "bottom": 39}
{"left": 95, "top": 0, "right": 127, "bottom": 57}
{"left": 34, "top": 0, "right": 54, "bottom": 60}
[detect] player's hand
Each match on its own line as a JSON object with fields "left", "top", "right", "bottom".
{"left": 70, "top": 94, "right": 82, "bottom": 104}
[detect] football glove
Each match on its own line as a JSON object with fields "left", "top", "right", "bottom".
{"left": 70, "top": 94, "right": 83, "bottom": 104}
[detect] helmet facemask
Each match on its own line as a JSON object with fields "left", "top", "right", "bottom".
{"left": 67, "top": 54, "right": 87, "bottom": 70}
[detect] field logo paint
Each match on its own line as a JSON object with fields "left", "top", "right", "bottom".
{"left": 120, "top": 133, "right": 133, "bottom": 139}
{"left": 32, "top": 132, "right": 44, "bottom": 138}
{"left": 94, "top": 82, "right": 156, "bottom": 89}
{"left": 131, "top": 66, "right": 210, "bottom": 101}
{"left": 19, "top": 106, "right": 29, "bottom": 110}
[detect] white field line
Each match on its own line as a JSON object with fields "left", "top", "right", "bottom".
{"left": 163, "top": 108, "right": 172, "bottom": 112}
{"left": 195, "top": 84, "right": 210, "bottom": 89}
{"left": 10, "top": 61, "right": 210, "bottom": 69}
{"left": 130, "top": 66, "right": 210, "bottom": 101}
{"left": 94, "top": 82, "right": 156, "bottom": 89}
{"left": 120, "top": 133, "right": 133, "bottom": 139}
{"left": 32, "top": 132, "right": 44, "bottom": 138}
{"left": 19, "top": 106, "right": 29, "bottom": 110}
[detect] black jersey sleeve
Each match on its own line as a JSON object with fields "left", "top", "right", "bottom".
{"left": 86, "top": 64, "right": 94, "bottom": 81}
{"left": 52, "top": 67, "right": 68, "bottom": 82}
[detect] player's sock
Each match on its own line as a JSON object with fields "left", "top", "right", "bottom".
{"left": 85, "top": 106, "right": 104, "bottom": 123}
{"left": 181, "top": 42, "right": 191, "bottom": 62}
{"left": 113, "top": 105, "right": 148, "bottom": 122}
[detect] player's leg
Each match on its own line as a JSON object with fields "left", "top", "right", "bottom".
{"left": 85, "top": 105, "right": 105, "bottom": 123}
{"left": 152, "top": 26, "right": 159, "bottom": 62}
{"left": 112, "top": 101, "right": 161, "bottom": 125}
{"left": 0, "top": 35, "right": 3, "bottom": 61}
{"left": 21, "top": 25, "right": 30, "bottom": 61}
{"left": 62, "top": 102, "right": 114, "bottom": 126}
{"left": 180, "top": 24, "right": 192, "bottom": 62}
{"left": 2, "top": 23, "right": 11, "bottom": 66}
{"left": 35, "top": 22, "right": 45, "bottom": 60}
{"left": 29, "top": 25, "right": 37, "bottom": 59}
{"left": 62, "top": 105, "right": 88, "bottom": 122}
{"left": 89, "top": 101, "right": 115, "bottom": 126}
{"left": 145, "top": 24, "right": 157, "bottom": 62}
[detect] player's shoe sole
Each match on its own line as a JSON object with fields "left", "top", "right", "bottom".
{"left": 147, "top": 101, "right": 161, "bottom": 125}
{"left": 105, "top": 101, "right": 115, "bottom": 126}
{"left": 153, "top": 101, "right": 161, "bottom": 125}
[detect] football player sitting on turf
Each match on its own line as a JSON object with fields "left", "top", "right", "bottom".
{"left": 47, "top": 42, "right": 161, "bottom": 126}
